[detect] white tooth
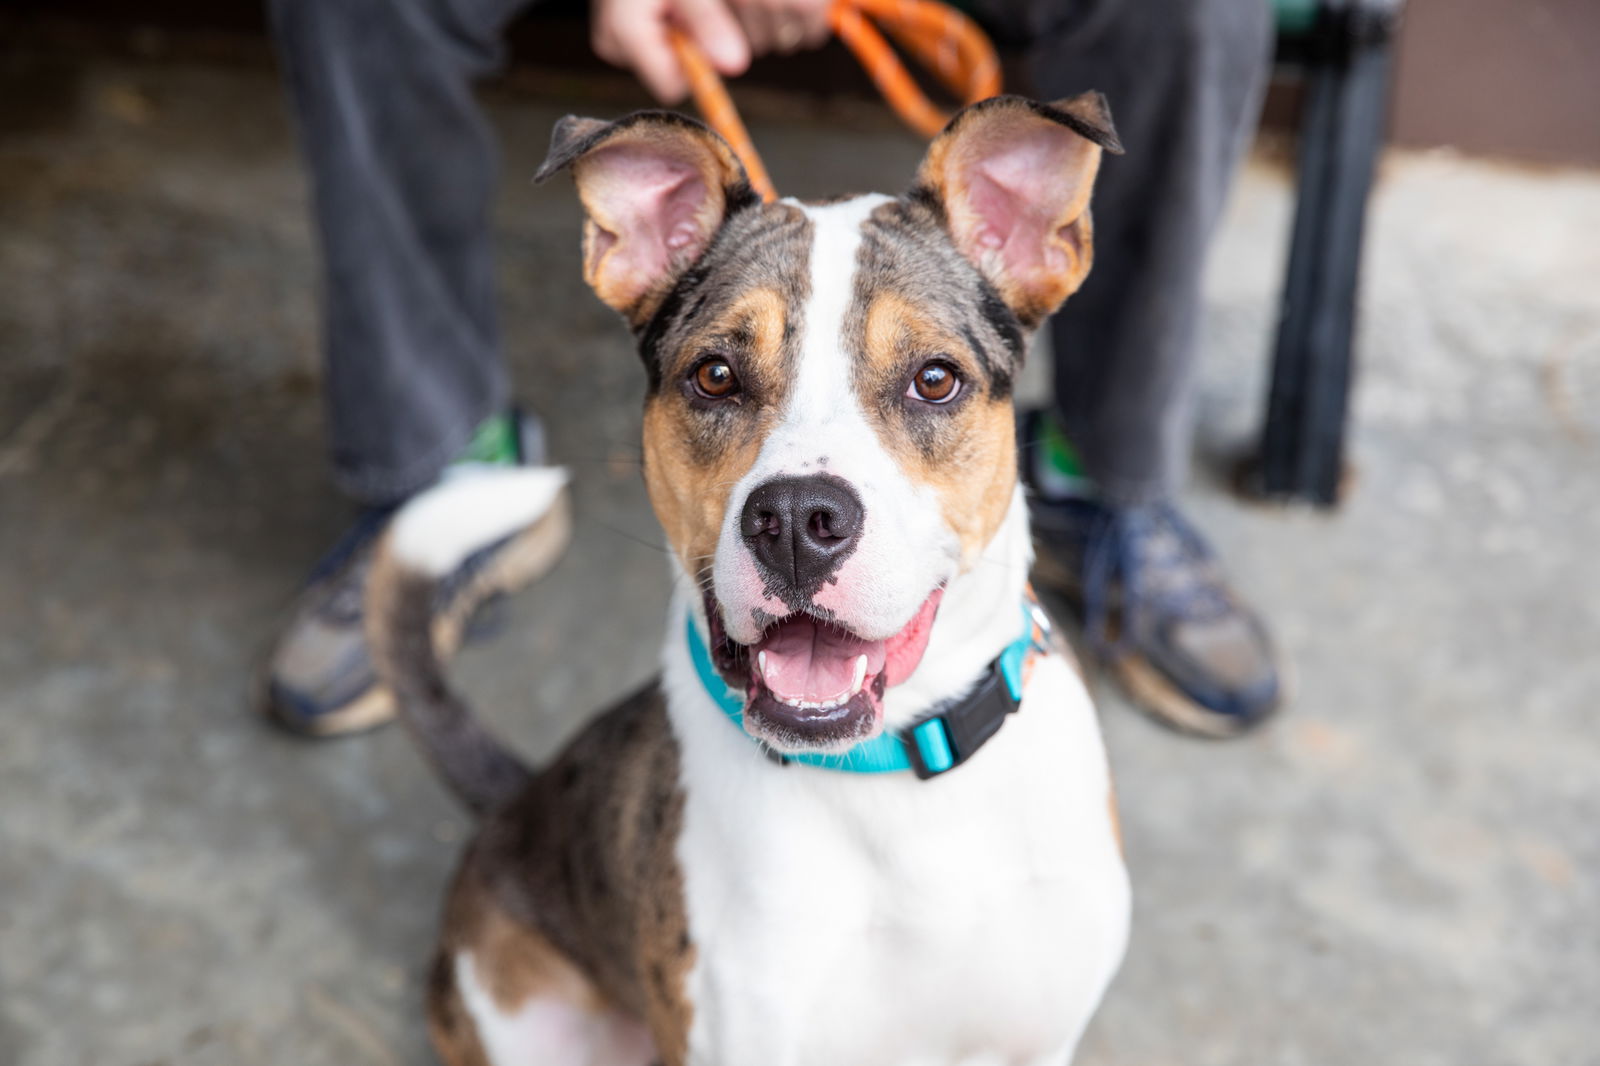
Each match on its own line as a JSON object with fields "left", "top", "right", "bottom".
{"left": 778, "top": 691, "right": 859, "bottom": 712}
{"left": 851, "top": 655, "right": 868, "bottom": 694}
{"left": 758, "top": 651, "right": 769, "bottom": 680}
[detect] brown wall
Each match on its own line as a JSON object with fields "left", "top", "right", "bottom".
{"left": 1391, "top": 0, "right": 1600, "bottom": 166}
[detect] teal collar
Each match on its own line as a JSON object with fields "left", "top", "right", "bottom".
{"left": 684, "top": 600, "right": 1048, "bottom": 778}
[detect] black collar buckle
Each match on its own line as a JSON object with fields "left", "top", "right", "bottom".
{"left": 904, "top": 658, "right": 1022, "bottom": 780}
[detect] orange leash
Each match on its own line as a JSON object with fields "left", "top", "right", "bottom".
{"left": 667, "top": 0, "right": 1002, "bottom": 204}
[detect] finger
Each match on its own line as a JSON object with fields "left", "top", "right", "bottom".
{"left": 733, "top": 0, "right": 777, "bottom": 55}
{"left": 674, "top": 0, "right": 751, "bottom": 75}
{"left": 757, "top": 0, "right": 828, "bottom": 53}
{"left": 612, "top": 16, "right": 689, "bottom": 102}
{"left": 789, "top": 0, "right": 833, "bottom": 47}
{"left": 795, "top": 4, "right": 831, "bottom": 48}
{"left": 799, "top": 19, "right": 831, "bottom": 49}
{"left": 590, "top": 20, "right": 622, "bottom": 65}
{"left": 768, "top": 12, "right": 802, "bottom": 54}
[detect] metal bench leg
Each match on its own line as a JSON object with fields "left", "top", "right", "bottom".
{"left": 1255, "top": 3, "right": 1399, "bottom": 505}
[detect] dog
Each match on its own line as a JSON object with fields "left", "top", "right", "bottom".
{"left": 367, "top": 93, "right": 1130, "bottom": 1066}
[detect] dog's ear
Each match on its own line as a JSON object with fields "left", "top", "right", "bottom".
{"left": 912, "top": 93, "right": 1121, "bottom": 329}
{"left": 536, "top": 111, "right": 758, "bottom": 325}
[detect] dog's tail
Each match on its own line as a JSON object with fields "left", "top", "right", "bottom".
{"left": 366, "top": 467, "right": 572, "bottom": 817}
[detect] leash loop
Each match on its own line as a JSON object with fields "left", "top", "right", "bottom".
{"left": 830, "top": 0, "right": 1001, "bottom": 138}
{"left": 668, "top": 0, "right": 1002, "bottom": 203}
{"left": 667, "top": 27, "right": 779, "bottom": 202}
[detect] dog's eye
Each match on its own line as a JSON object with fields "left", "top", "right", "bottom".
{"left": 692, "top": 358, "right": 740, "bottom": 399}
{"left": 907, "top": 361, "right": 961, "bottom": 404}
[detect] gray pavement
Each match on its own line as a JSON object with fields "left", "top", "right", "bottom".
{"left": 2, "top": 41, "right": 1597, "bottom": 1066}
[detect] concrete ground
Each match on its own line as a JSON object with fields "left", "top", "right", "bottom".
{"left": 2, "top": 35, "right": 1597, "bottom": 1066}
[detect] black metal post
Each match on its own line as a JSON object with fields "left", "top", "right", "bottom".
{"left": 1252, "top": 0, "right": 1402, "bottom": 505}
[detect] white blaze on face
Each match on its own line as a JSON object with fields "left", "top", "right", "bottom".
{"left": 711, "top": 195, "right": 961, "bottom": 647}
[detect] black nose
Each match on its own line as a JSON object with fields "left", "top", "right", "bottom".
{"left": 740, "top": 474, "right": 864, "bottom": 595}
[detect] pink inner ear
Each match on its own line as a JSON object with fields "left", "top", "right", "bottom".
{"left": 955, "top": 125, "right": 1095, "bottom": 290}
{"left": 580, "top": 141, "right": 715, "bottom": 304}
{"left": 967, "top": 170, "right": 1073, "bottom": 280}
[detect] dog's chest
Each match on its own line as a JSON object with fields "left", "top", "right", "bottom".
{"left": 672, "top": 657, "right": 1129, "bottom": 1066}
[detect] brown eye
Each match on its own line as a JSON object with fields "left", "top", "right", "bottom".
{"left": 693, "top": 358, "right": 740, "bottom": 399}
{"left": 907, "top": 361, "right": 961, "bottom": 404}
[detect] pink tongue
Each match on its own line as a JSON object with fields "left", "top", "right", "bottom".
{"left": 756, "top": 617, "right": 887, "bottom": 702}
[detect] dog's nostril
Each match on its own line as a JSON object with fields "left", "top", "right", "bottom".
{"left": 743, "top": 508, "right": 780, "bottom": 539}
{"left": 740, "top": 474, "right": 864, "bottom": 592}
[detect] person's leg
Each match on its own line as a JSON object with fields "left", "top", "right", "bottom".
{"left": 269, "top": 0, "right": 531, "bottom": 504}
{"left": 1008, "top": 0, "right": 1282, "bottom": 737}
{"left": 263, "top": 0, "right": 553, "bottom": 736}
{"left": 1027, "top": 0, "right": 1272, "bottom": 502}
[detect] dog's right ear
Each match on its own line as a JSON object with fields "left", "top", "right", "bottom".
{"left": 536, "top": 111, "right": 757, "bottom": 326}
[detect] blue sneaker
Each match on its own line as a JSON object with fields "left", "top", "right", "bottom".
{"left": 259, "top": 410, "right": 563, "bottom": 737}
{"left": 1023, "top": 411, "right": 1282, "bottom": 737}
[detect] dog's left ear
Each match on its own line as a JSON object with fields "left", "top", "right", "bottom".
{"left": 536, "top": 111, "right": 758, "bottom": 325}
{"left": 912, "top": 93, "right": 1122, "bottom": 329}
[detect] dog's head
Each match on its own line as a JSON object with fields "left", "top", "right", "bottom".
{"left": 538, "top": 96, "right": 1118, "bottom": 754}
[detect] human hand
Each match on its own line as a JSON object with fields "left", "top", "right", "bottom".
{"left": 726, "top": 0, "right": 832, "bottom": 60}
{"left": 591, "top": 0, "right": 833, "bottom": 103}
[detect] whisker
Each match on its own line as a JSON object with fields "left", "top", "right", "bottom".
{"left": 582, "top": 518, "right": 674, "bottom": 555}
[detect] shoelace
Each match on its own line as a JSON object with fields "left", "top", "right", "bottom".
{"left": 312, "top": 510, "right": 515, "bottom": 628}
{"left": 307, "top": 505, "right": 397, "bottom": 625}
{"left": 1081, "top": 502, "right": 1233, "bottom": 653}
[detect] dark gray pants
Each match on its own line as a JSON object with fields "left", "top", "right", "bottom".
{"left": 269, "top": 0, "right": 1270, "bottom": 506}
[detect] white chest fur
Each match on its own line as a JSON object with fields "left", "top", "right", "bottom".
{"left": 662, "top": 611, "right": 1129, "bottom": 1066}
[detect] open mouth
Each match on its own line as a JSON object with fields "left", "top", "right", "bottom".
{"left": 707, "top": 589, "right": 944, "bottom": 753}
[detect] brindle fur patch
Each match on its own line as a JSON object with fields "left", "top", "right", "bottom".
{"left": 848, "top": 200, "right": 1024, "bottom": 567}
{"left": 428, "top": 869, "right": 604, "bottom": 1066}
{"left": 432, "top": 683, "right": 697, "bottom": 1065}
{"left": 641, "top": 202, "right": 812, "bottom": 581}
